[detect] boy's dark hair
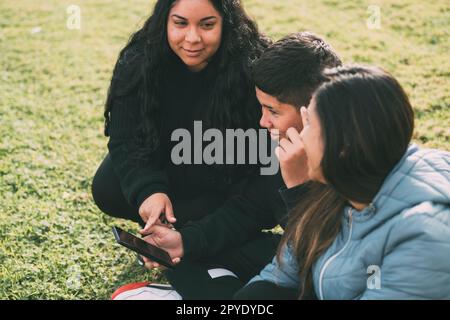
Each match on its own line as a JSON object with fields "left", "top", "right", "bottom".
{"left": 252, "top": 32, "right": 342, "bottom": 107}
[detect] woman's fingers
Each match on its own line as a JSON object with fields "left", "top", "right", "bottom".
{"left": 143, "top": 256, "right": 154, "bottom": 268}
{"left": 172, "top": 257, "right": 181, "bottom": 264}
{"left": 140, "top": 200, "right": 175, "bottom": 235}
{"left": 142, "top": 216, "right": 174, "bottom": 235}
{"left": 155, "top": 218, "right": 174, "bottom": 229}
{"left": 138, "top": 193, "right": 173, "bottom": 234}
{"left": 143, "top": 256, "right": 161, "bottom": 269}
{"left": 164, "top": 201, "right": 177, "bottom": 224}
{"left": 140, "top": 208, "right": 162, "bottom": 235}
{"left": 144, "top": 261, "right": 157, "bottom": 269}
{"left": 144, "top": 261, "right": 167, "bottom": 271}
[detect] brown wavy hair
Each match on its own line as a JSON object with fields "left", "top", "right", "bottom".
{"left": 278, "top": 65, "right": 415, "bottom": 299}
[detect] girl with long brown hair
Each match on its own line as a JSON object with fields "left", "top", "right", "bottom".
{"left": 235, "top": 65, "right": 450, "bottom": 300}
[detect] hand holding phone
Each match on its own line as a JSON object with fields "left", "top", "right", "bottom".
{"left": 112, "top": 226, "right": 177, "bottom": 269}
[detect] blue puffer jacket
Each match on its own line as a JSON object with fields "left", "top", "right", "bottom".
{"left": 249, "top": 145, "right": 450, "bottom": 299}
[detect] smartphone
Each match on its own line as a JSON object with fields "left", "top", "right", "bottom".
{"left": 112, "top": 226, "right": 175, "bottom": 269}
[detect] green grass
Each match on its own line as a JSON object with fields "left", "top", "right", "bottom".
{"left": 0, "top": 0, "right": 448, "bottom": 299}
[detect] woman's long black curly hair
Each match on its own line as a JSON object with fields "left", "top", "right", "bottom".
{"left": 104, "top": 0, "right": 270, "bottom": 165}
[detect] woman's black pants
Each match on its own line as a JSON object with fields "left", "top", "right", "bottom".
{"left": 92, "top": 154, "right": 294, "bottom": 299}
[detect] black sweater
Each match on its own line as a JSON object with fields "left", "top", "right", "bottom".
{"left": 106, "top": 43, "right": 308, "bottom": 259}
{"left": 107, "top": 43, "right": 258, "bottom": 209}
{"left": 179, "top": 176, "right": 309, "bottom": 260}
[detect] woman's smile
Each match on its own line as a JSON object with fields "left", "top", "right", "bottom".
{"left": 183, "top": 48, "right": 204, "bottom": 57}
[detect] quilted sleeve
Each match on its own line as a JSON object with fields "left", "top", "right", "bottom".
{"left": 360, "top": 202, "right": 450, "bottom": 299}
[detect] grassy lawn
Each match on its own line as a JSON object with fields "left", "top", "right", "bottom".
{"left": 0, "top": 0, "right": 448, "bottom": 299}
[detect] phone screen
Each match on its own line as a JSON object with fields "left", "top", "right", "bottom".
{"left": 112, "top": 227, "right": 175, "bottom": 269}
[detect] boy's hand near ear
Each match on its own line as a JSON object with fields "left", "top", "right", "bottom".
{"left": 275, "top": 127, "right": 309, "bottom": 188}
